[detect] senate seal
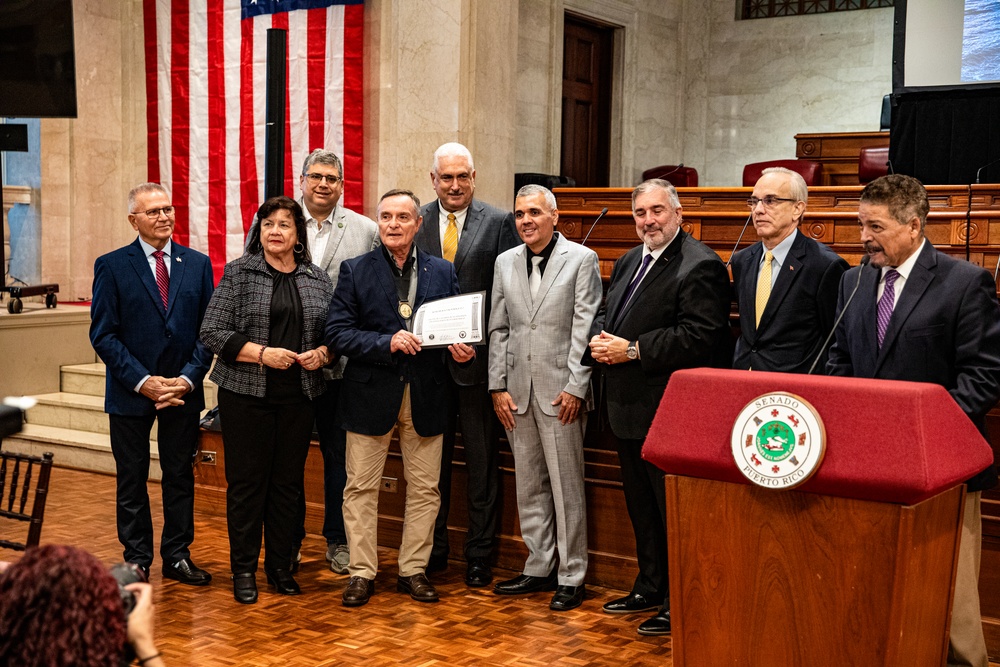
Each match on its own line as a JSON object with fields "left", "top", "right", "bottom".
{"left": 730, "top": 391, "right": 826, "bottom": 489}
{"left": 398, "top": 302, "right": 412, "bottom": 319}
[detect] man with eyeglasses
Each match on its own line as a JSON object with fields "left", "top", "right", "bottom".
{"left": 285, "top": 149, "right": 378, "bottom": 575}
{"left": 585, "top": 179, "right": 731, "bottom": 635}
{"left": 731, "top": 167, "right": 848, "bottom": 373}
{"left": 90, "top": 183, "right": 215, "bottom": 585}
{"left": 415, "top": 142, "right": 518, "bottom": 588}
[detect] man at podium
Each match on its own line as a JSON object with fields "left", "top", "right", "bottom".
{"left": 827, "top": 174, "right": 1000, "bottom": 667}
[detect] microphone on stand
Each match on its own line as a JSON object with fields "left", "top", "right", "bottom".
{"left": 725, "top": 213, "right": 754, "bottom": 269}
{"left": 581, "top": 207, "right": 609, "bottom": 246}
{"left": 975, "top": 156, "right": 1000, "bottom": 184}
{"left": 654, "top": 164, "right": 684, "bottom": 183}
{"left": 807, "top": 254, "right": 871, "bottom": 375}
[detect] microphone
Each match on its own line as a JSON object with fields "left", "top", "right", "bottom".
{"left": 655, "top": 164, "right": 684, "bottom": 182}
{"left": 807, "top": 254, "right": 871, "bottom": 375}
{"left": 976, "top": 156, "right": 1000, "bottom": 184}
{"left": 725, "top": 213, "right": 754, "bottom": 269}
{"left": 886, "top": 159, "right": 894, "bottom": 175}
{"left": 581, "top": 207, "right": 609, "bottom": 246}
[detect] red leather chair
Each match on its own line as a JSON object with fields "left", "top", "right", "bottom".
{"left": 742, "top": 159, "right": 823, "bottom": 187}
{"left": 858, "top": 146, "right": 890, "bottom": 184}
{"left": 641, "top": 165, "right": 699, "bottom": 187}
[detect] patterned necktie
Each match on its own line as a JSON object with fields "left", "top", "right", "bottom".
{"left": 611, "top": 253, "right": 654, "bottom": 328}
{"left": 443, "top": 213, "right": 458, "bottom": 262}
{"left": 755, "top": 250, "right": 773, "bottom": 327}
{"left": 876, "top": 269, "right": 900, "bottom": 348}
{"left": 153, "top": 250, "right": 169, "bottom": 310}
{"left": 529, "top": 256, "right": 543, "bottom": 302}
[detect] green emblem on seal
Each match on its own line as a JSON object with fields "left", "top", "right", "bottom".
{"left": 756, "top": 421, "right": 794, "bottom": 462}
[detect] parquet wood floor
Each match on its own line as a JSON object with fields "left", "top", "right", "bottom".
{"left": 18, "top": 467, "right": 673, "bottom": 666}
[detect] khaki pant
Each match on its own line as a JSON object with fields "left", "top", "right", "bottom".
{"left": 948, "top": 491, "right": 988, "bottom": 667}
{"left": 343, "top": 385, "right": 442, "bottom": 579}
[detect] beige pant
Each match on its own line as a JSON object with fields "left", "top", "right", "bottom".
{"left": 948, "top": 491, "right": 988, "bottom": 667}
{"left": 343, "top": 385, "right": 442, "bottom": 579}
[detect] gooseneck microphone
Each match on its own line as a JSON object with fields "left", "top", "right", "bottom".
{"left": 581, "top": 207, "right": 609, "bottom": 246}
{"left": 725, "top": 213, "right": 754, "bottom": 269}
{"left": 807, "top": 254, "right": 871, "bottom": 375}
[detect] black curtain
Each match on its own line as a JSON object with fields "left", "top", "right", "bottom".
{"left": 890, "top": 86, "right": 1000, "bottom": 185}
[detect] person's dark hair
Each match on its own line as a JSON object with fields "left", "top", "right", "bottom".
{"left": 247, "top": 196, "right": 312, "bottom": 264}
{"left": 859, "top": 174, "right": 929, "bottom": 232}
{"left": 0, "top": 545, "right": 127, "bottom": 667}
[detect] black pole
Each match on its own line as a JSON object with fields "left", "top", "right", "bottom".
{"left": 264, "top": 29, "right": 288, "bottom": 200}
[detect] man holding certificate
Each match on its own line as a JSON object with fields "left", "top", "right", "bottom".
{"left": 325, "top": 189, "right": 475, "bottom": 608}
{"left": 487, "top": 184, "right": 602, "bottom": 612}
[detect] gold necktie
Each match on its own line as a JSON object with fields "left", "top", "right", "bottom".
{"left": 443, "top": 213, "right": 458, "bottom": 262}
{"left": 755, "top": 250, "right": 773, "bottom": 327}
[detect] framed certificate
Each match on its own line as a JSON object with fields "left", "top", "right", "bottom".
{"left": 412, "top": 291, "right": 485, "bottom": 348}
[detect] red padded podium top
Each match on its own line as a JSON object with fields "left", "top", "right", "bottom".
{"left": 643, "top": 368, "right": 994, "bottom": 505}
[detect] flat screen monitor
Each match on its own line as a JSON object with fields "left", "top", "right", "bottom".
{"left": 0, "top": 0, "right": 78, "bottom": 118}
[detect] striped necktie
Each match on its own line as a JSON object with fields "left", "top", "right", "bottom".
{"left": 153, "top": 250, "right": 169, "bottom": 310}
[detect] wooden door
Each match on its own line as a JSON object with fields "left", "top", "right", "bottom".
{"left": 561, "top": 15, "right": 613, "bottom": 187}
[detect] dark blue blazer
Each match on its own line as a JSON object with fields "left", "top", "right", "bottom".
{"left": 732, "top": 231, "right": 849, "bottom": 373}
{"left": 90, "top": 238, "right": 215, "bottom": 416}
{"left": 827, "top": 242, "right": 1000, "bottom": 491}
{"left": 326, "top": 247, "right": 461, "bottom": 437}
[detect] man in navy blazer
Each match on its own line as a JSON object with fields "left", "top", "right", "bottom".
{"left": 827, "top": 174, "right": 1000, "bottom": 667}
{"left": 731, "top": 167, "right": 848, "bottom": 372}
{"left": 416, "top": 142, "right": 518, "bottom": 586}
{"left": 326, "top": 189, "right": 474, "bottom": 608}
{"left": 90, "top": 182, "right": 214, "bottom": 585}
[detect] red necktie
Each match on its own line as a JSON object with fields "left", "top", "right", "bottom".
{"left": 153, "top": 250, "right": 169, "bottom": 310}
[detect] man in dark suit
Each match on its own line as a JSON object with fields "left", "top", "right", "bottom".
{"left": 731, "top": 167, "right": 848, "bottom": 372}
{"left": 90, "top": 182, "right": 214, "bottom": 585}
{"left": 415, "top": 142, "right": 518, "bottom": 587}
{"left": 828, "top": 174, "right": 1000, "bottom": 667}
{"left": 586, "top": 179, "right": 731, "bottom": 636}
{"left": 326, "top": 189, "right": 475, "bottom": 608}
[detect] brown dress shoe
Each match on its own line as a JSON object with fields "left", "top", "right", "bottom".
{"left": 396, "top": 573, "right": 439, "bottom": 602}
{"left": 342, "top": 576, "right": 374, "bottom": 607}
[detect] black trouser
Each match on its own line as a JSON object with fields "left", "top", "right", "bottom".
{"left": 109, "top": 409, "right": 199, "bottom": 569}
{"left": 293, "top": 379, "right": 347, "bottom": 547}
{"left": 616, "top": 436, "right": 669, "bottom": 606}
{"left": 217, "top": 388, "right": 314, "bottom": 574}
{"left": 432, "top": 382, "right": 500, "bottom": 561}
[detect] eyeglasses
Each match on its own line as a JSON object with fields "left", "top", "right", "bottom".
{"left": 746, "top": 196, "right": 796, "bottom": 209}
{"left": 436, "top": 174, "right": 472, "bottom": 185}
{"left": 132, "top": 206, "right": 175, "bottom": 218}
{"left": 304, "top": 172, "right": 342, "bottom": 185}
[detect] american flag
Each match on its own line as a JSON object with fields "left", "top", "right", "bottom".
{"left": 142, "top": 0, "right": 364, "bottom": 279}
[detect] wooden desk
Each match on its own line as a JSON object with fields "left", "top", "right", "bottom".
{"left": 794, "top": 131, "right": 890, "bottom": 186}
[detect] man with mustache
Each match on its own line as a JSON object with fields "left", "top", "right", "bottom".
{"left": 827, "top": 174, "right": 1000, "bottom": 667}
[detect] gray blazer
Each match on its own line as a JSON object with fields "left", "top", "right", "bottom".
{"left": 488, "top": 234, "right": 602, "bottom": 417}
{"left": 200, "top": 251, "right": 334, "bottom": 400}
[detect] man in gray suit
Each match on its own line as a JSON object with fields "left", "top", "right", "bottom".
{"left": 416, "top": 142, "right": 518, "bottom": 587}
{"left": 488, "top": 184, "right": 602, "bottom": 611}
{"left": 285, "top": 149, "right": 378, "bottom": 573}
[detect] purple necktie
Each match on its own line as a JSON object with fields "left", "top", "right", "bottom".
{"left": 876, "top": 269, "right": 899, "bottom": 348}
{"left": 612, "top": 253, "right": 653, "bottom": 327}
{"left": 153, "top": 250, "right": 170, "bottom": 310}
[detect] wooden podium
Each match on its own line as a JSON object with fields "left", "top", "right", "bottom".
{"left": 644, "top": 369, "right": 995, "bottom": 667}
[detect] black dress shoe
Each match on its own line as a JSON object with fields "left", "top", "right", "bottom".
{"left": 263, "top": 567, "right": 301, "bottom": 595}
{"left": 232, "top": 573, "right": 258, "bottom": 604}
{"left": 426, "top": 553, "right": 449, "bottom": 574}
{"left": 342, "top": 576, "right": 374, "bottom": 607}
{"left": 493, "top": 572, "right": 557, "bottom": 595}
{"left": 289, "top": 549, "right": 302, "bottom": 574}
{"left": 637, "top": 609, "right": 671, "bottom": 636}
{"left": 397, "top": 573, "right": 439, "bottom": 602}
{"left": 550, "top": 584, "right": 585, "bottom": 611}
{"left": 162, "top": 558, "right": 212, "bottom": 586}
{"left": 602, "top": 592, "right": 662, "bottom": 614}
{"left": 128, "top": 562, "right": 151, "bottom": 580}
{"left": 465, "top": 557, "right": 492, "bottom": 587}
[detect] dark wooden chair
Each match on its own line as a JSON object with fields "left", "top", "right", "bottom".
{"left": 742, "top": 159, "right": 823, "bottom": 187}
{"left": 0, "top": 450, "right": 54, "bottom": 551}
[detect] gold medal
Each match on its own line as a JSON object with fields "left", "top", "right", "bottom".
{"left": 398, "top": 301, "right": 412, "bottom": 318}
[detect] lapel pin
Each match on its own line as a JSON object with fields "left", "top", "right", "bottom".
{"left": 176, "top": 257, "right": 182, "bottom": 262}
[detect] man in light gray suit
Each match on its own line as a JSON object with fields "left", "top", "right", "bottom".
{"left": 488, "top": 184, "right": 602, "bottom": 612}
{"left": 281, "top": 149, "right": 379, "bottom": 573}
{"left": 416, "top": 142, "right": 518, "bottom": 587}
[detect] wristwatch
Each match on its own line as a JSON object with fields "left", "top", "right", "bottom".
{"left": 626, "top": 341, "right": 638, "bottom": 360}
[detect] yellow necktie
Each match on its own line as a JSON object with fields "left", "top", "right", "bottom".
{"left": 443, "top": 213, "right": 458, "bottom": 262}
{"left": 755, "top": 250, "right": 773, "bottom": 327}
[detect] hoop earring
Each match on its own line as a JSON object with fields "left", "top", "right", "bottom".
{"left": 294, "top": 242, "right": 305, "bottom": 254}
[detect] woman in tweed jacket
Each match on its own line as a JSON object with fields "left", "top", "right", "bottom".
{"left": 200, "top": 196, "right": 333, "bottom": 604}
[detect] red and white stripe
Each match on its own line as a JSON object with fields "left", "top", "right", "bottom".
{"left": 143, "top": 0, "right": 364, "bottom": 280}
